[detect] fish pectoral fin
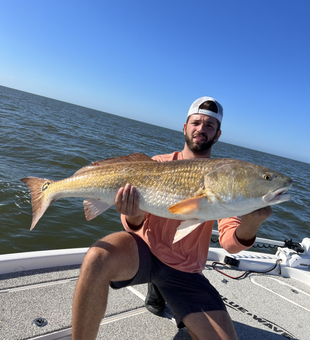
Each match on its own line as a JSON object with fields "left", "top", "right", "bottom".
{"left": 168, "top": 196, "right": 204, "bottom": 215}
{"left": 173, "top": 220, "right": 204, "bottom": 243}
{"left": 83, "top": 199, "right": 111, "bottom": 221}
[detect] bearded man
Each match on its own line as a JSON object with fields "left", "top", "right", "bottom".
{"left": 72, "top": 97, "right": 271, "bottom": 340}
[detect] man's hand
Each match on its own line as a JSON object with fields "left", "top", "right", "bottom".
{"left": 115, "top": 183, "right": 145, "bottom": 230}
{"left": 236, "top": 206, "right": 272, "bottom": 246}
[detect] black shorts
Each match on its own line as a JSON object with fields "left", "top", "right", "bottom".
{"left": 110, "top": 232, "right": 226, "bottom": 327}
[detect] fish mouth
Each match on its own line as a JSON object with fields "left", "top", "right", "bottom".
{"left": 263, "top": 185, "right": 292, "bottom": 205}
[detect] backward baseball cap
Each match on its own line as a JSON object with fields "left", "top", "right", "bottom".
{"left": 187, "top": 96, "right": 223, "bottom": 124}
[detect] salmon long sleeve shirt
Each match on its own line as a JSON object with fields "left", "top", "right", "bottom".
{"left": 121, "top": 151, "right": 254, "bottom": 274}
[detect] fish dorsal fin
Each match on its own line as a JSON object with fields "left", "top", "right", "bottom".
{"left": 73, "top": 153, "right": 154, "bottom": 176}
{"left": 168, "top": 195, "right": 205, "bottom": 215}
{"left": 92, "top": 153, "right": 154, "bottom": 165}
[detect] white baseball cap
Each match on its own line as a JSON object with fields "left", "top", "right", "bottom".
{"left": 187, "top": 96, "right": 223, "bottom": 123}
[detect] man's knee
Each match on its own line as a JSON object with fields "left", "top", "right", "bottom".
{"left": 80, "top": 243, "right": 113, "bottom": 281}
{"left": 81, "top": 232, "right": 139, "bottom": 281}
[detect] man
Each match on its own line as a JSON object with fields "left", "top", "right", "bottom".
{"left": 72, "top": 97, "right": 272, "bottom": 340}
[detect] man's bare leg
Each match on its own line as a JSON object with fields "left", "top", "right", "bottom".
{"left": 72, "top": 232, "right": 139, "bottom": 340}
{"left": 183, "top": 310, "right": 238, "bottom": 340}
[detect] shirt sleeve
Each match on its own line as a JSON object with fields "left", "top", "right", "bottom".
{"left": 218, "top": 217, "right": 256, "bottom": 254}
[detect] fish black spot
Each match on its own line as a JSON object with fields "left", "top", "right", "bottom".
{"left": 42, "top": 182, "right": 51, "bottom": 191}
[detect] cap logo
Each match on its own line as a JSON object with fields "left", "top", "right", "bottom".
{"left": 197, "top": 109, "right": 218, "bottom": 115}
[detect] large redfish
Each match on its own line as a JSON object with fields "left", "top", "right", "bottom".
{"left": 20, "top": 153, "right": 292, "bottom": 243}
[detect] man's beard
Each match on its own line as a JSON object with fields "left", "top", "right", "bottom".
{"left": 185, "top": 132, "right": 217, "bottom": 154}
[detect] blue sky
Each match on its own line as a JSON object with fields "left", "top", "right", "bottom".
{"left": 1, "top": 0, "right": 309, "bottom": 163}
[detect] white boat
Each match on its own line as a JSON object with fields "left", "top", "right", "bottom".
{"left": 1, "top": 232, "right": 309, "bottom": 340}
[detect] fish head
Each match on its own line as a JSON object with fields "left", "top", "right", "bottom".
{"left": 259, "top": 169, "right": 293, "bottom": 205}
{"left": 203, "top": 159, "right": 293, "bottom": 209}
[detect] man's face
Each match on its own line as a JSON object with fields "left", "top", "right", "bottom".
{"left": 183, "top": 114, "right": 221, "bottom": 153}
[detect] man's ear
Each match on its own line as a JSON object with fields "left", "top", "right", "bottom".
{"left": 214, "top": 130, "right": 222, "bottom": 143}
{"left": 183, "top": 123, "right": 187, "bottom": 135}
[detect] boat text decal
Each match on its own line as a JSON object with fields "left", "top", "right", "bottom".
{"left": 220, "top": 295, "right": 298, "bottom": 339}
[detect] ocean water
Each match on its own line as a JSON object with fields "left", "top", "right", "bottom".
{"left": 0, "top": 85, "right": 309, "bottom": 255}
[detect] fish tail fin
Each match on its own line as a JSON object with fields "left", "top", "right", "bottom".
{"left": 20, "top": 177, "right": 55, "bottom": 230}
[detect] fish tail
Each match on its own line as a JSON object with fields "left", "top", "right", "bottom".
{"left": 20, "top": 177, "right": 55, "bottom": 230}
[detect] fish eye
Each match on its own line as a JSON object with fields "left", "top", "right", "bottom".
{"left": 264, "top": 173, "right": 271, "bottom": 181}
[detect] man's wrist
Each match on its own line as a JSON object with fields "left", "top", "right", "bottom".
{"left": 235, "top": 231, "right": 256, "bottom": 246}
{"left": 126, "top": 215, "right": 145, "bottom": 231}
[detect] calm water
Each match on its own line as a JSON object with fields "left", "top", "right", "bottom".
{"left": 0, "top": 85, "right": 309, "bottom": 255}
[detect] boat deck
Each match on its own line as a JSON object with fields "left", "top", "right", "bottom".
{"left": 1, "top": 259, "right": 310, "bottom": 340}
